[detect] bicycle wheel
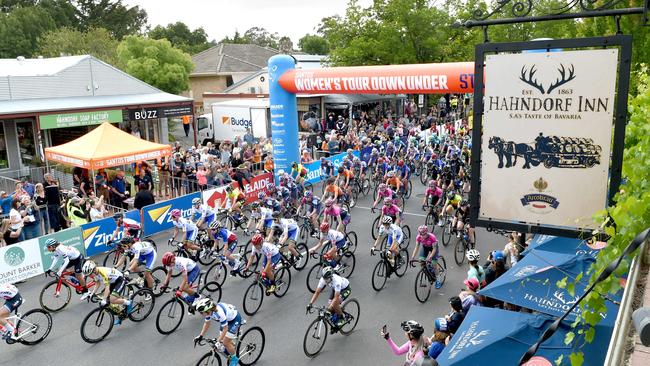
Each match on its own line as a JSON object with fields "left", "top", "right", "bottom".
{"left": 273, "top": 267, "right": 291, "bottom": 298}
{"left": 442, "top": 218, "right": 452, "bottom": 247}
{"left": 16, "top": 309, "right": 52, "bottom": 345}
{"left": 150, "top": 266, "right": 168, "bottom": 297}
{"left": 394, "top": 249, "right": 409, "bottom": 278}
{"left": 303, "top": 318, "right": 328, "bottom": 358}
{"left": 371, "top": 216, "right": 380, "bottom": 240}
{"left": 401, "top": 225, "right": 411, "bottom": 249}
{"left": 339, "top": 298, "right": 360, "bottom": 335}
{"left": 454, "top": 239, "right": 466, "bottom": 266}
{"left": 419, "top": 167, "right": 428, "bottom": 185}
{"left": 345, "top": 231, "right": 358, "bottom": 253}
{"left": 155, "top": 298, "right": 184, "bottom": 335}
{"left": 338, "top": 252, "right": 356, "bottom": 278}
{"left": 221, "top": 216, "right": 236, "bottom": 232}
{"left": 436, "top": 256, "right": 447, "bottom": 286}
{"left": 306, "top": 263, "right": 322, "bottom": 294}
{"left": 39, "top": 280, "right": 71, "bottom": 312}
{"left": 195, "top": 352, "right": 222, "bottom": 366}
{"left": 405, "top": 181, "right": 412, "bottom": 198}
{"left": 199, "top": 281, "right": 223, "bottom": 302}
{"left": 293, "top": 242, "right": 309, "bottom": 271}
{"left": 378, "top": 236, "right": 389, "bottom": 252}
{"left": 371, "top": 261, "right": 388, "bottom": 291}
{"left": 80, "top": 307, "right": 114, "bottom": 343}
{"left": 361, "top": 178, "right": 371, "bottom": 196}
{"left": 102, "top": 249, "right": 122, "bottom": 269}
{"left": 414, "top": 269, "right": 431, "bottom": 303}
{"left": 197, "top": 245, "right": 217, "bottom": 266}
{"left": 128, "top": 288, "right": 155, "bottom": 322}
{"left": 243, "top": 282, "right": 264, "bottom": 316}
{"left": 205, "top": 262, "right": 227, "bottom": 287}
{"left": 237, "top": 326, "right": 266, "bottom": 366}
{"left": 425, "top": 212, "right": 435, "bottom": 228}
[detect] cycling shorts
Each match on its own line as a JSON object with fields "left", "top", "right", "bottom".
{"left": 185, "top": 229, "right": 198, "bottom": 242}
{"left": 387, "top": 234, "right": 403, "bottom": 246}
{"left": 335, "top": 238, "right": 347, "bottom": 250}
{"left": 340, "top": 211, "right": 351, "bottom": 226}
{"left": 204, "top": 214, "right": 217, "bottom": 226}
{"left": 222, "top": 312, "right": 242, "bottom": 338}
{"left": 329, "top": 285, "right": 351, "bottom": 301}
{"left": 226, "top": 238, "right": 238, "bottom": 253}
{"left": 418, "top": 246, "right": 438, "bottom": 261}
{"left": 262, "top": 253, "right": 282, "bottom": 268}
{"left": 187, "top": 266, "right": 201, "bottom": 285}
{"left": 109, "top": 276, "right": 126, "bottom": 296}
{"left": 287, "top": 228, "right": 299, "bottom": 241}
{"left": 263, "top": 218, "right": 274, "bottom": 229}
{"left": 3, "top": 293, "right": 23, "bottom": 312}
{"left": 67, "top": 255, "right": 85, "bottom": 275}
{"left": 137, "top": 251, "right": 157, "bottom": 271}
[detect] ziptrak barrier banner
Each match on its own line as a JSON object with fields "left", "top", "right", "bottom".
{"left": 203, "top": 172, "right": 273, "bottom": 208}
{"left": 142, "top": 192, "right": 201, "bottom": 237}
{"left": 81, "top": 210, "right": 141, "bottom": 257}
{"left": 303, "top": 151, "right": 360, "bottom": 185}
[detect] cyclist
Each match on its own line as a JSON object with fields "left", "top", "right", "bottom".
{"left": 112, "top": 212, "right": 141, "bottom": 241}
{"left": 443, "top": 191, "right": 462, "bottom": 217}
{"left": 466, "top": 249, "right": 486, "bottom": 287}
{"left": 380, "top": 197, "right": 402, "bottom": 226}
{"left": 321, "top": 177, "right": 344, "bottom": 203}
{"left": 337, "top": 166, "right": 354, "bottom": 204}
{"left": 371, "top": 183, "right": 394, "bottom": 211}
{"left": 423, "top": 180, "right": 443, "bottom": 226}
{"left": 212, "top": 221, "right": 242, "bottom": 273}
{"left": 160, "top": 252, "right": 201, "bottom": 313}
{"left": 44, "top": 238, "right": 89, "bottom": 300}
{"left": 243, "top": 234, "right": 280, "bottom": 295}
{"left": 0, "top": 283, "right": 22, "bottom": 340}
{"left": 395, "top": 159, "right": 411, "bottom": 185}
{"left": 413, "top": 225, "right": 442, "bottom": 289}
{"left": 169, "top": 208, "right": 201, "bottom": 254}
{"left": 309, "top": 222, "right": 346, "bottom": 268}
{"left": 277, "top": 215, "right": 302, "bottom": 262}
{"left": 320, "top": 157, "right": 334, "bottom": 179}
{"left": 323, "top": 198, "right": 351, "bottom": 233}
{"left": 82, "top": 260, "right": 132, "bottom": 325}
{"left": 452, "top": 200, "right": 472, "bottom": 242}
{"left": 255, "top": 203, "right": 274, "bottom": 235}
{"left": 298, "top": 191, "right": 322, "bottom": 237}
{"left": 193, "top": 299, "right": 243, "bottom": 366}
{"left": 306, "top": 267, "right": 351, "bottom": 329}
{"left": 117, "top": 236, "right": 157, "bottom": 290}
{"left": 191, "top": 197, "right": 217, "bottom": 234}
{"left": 385, "top": 171, "right": 403, "bottom": 195}
{"left": 222, "top": 186, "right": 246, "bottom": 225}
{"left": 290, "top": 161, "right": 307, "bottom": 190}
{"left": 351, "top": 157, "right": 367, "bottom": 183}
{"left": 371, "top": 216, "right": 403, "bottom": 266}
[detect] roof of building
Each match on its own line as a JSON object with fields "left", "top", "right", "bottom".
{"left": 0, "top": 55, "right": 191, "bottom": 116}
{"left": 191, "top": 43, "right": 279, "bottom": 76}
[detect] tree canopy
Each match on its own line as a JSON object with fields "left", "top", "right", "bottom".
{"left": 298, "top": 34, "right": 329, "bottom": 55}
{"left": 75, "top": 0, "right": 147, "bottom": 39}
{"left": 148, "top": 22, "right": 214, "bottom": 55}
{"left": 38, "top": 27, "right": 120, "bottom": 66}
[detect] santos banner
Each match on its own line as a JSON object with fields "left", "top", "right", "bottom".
{"left": 479, "top": 49, "right": 618, "bottom": 230}
{"left": 303, "top": 151, "right": 360, "bottom": 185}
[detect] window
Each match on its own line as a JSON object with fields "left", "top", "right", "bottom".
{"left": 16, "top": 120, "right": 36, "bottom": 166}
{"left": 0, "top": 123, "right": 7, "bottom": 169}
{"left": 197, "top": 116, "right": 209, "bottom": 131}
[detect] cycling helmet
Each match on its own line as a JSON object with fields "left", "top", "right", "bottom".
{"left": 401, "top": 320, "right": 425, "bottom": 339}
{"left": 378, "top": 183, "right": 387, "bottom": 191}
{"left": 304, "top": 190, "right": 313, "bottom": 198}
{"left": 464, "top": 277, "right": 480, "bottom": 291}
{"left": 82, "top": 260, "right": 96, "bottom": 276}
{"left": 377, "top": 157, "right": 384, "bottom": 164}
{"left": 272, "top": 211, "right": 281, "bottom": 219}
{"left": 258, "top": 192, "right": 267, "bottom": 200}
{"left": 324, "top": 198, "right": 334, "bottom": 207}
{"left": 337, "top": 167, "right": 344, "bottom": 173}
{"left": 386, "top": 171, "right": 394, "bottom": 178}
{"left": 194, "top": 298, "right": 215, "bottom": 313}
{"left": 251, "top": 234, "right": 263, "bottom": 246}
{"left": 434, "top": 318, "right": 448, "bottom": 332}
{"left": 319, "top": 222, "right": 330, "bottom": 232}
{"left": 387, "top": 141, "right": 394, "bottom": 147}
{"left": 119, "top": 236, "right": 135, "bottom": 247}
{"left": 461, "top": 200, "right": 469, "bottom": 206}
{"left": 113, "top": 213, "right": 124, "bottom": 220}
{"left": 382, "top": 216, "right": 393, "bottom": 225}
{"left": 209, "top": 220, "right": 222, "bottom": 230}
{"left": 353, "top": 157, "right": 360, "bottom": 163}
{"left": 466, "top": 249, "right": 480, "bottom": 262}
{"left": 192, "top": 197, "right": 201, "bottom": 206}
{"left": 291, "top": 162, "right": 298, "bottom": 168}
{"left": 225, "top": 185, "right": 233, "bottom": 193}
{"left": 428, "top": 180, "right": 436, "bottom": 188}
{"left": 417, "top": 225, "right": 429, "bottom": 235}
{"left": 491, "top": 250, "right": 505, "bottom": 262}
{"left": 447, "top": 192, "right": 455, "bottom": 200}
{"left": 371, "top": 148, "right": 379, "bottom": 154}
{"left": 265, "top": 183, "right": 275, "bottom": 191}
{"left": 327, "top": 177, "right": 335, "bottom": 184}
{"left": 44, "top": 238, "right": 59, "bottom": 248}
{"left": 383, "top": 197, "right": 392, "bottom": 205}
{"left": 251, "top": 202, "right": 260, "bottom": 209}
{"left": 398, "top": 160, "right": 404, "bottom": 167}
{"left": 170, "top": 209, "right": 181, "bottom": 218}
{"left": 321, "top": 266, "right": 334, "bottom": 281}
{"left": 162, "top": 252, "right": 176, "bottom": 267}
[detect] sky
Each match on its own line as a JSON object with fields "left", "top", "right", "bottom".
{"left": 123, "top": 0, "right": 374, "bottom": 45}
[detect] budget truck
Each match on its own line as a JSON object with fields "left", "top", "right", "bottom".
{"left": 197, "top": 99, "right": 270, "bottom": 145}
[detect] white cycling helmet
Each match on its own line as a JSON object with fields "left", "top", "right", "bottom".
{"left": 466, "top": 249, "right": 480, "bottom": 262}
{"left": 194, "top": 297, "right": 215, "bottom": 313}
{"left": 82, "top": 260, "right": 97, "bottom": 276}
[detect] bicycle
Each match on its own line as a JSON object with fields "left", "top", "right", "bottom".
{"left": 302, "top": 298, "right": 360, "bottom": 358}
{"left": 102, "top": 238, "right": 158, "bottom": 271}
{"left": 79, "top": 287, "right": 155, "bottom": 343}
{"left": 410, "top": 258, "right": 447, "bottom": 303}
{"left": 39, "top": 271, "right": 103, "bottom": 312}
{"left": 124, "top": 268, "right": 168, "bottom": 298}
{"left": 155, "top": 271, "right": 223, "bottom": 335}
{"left": 216, "top": 207, "right": 252, "bottom": 233}
{"left": 2, "top": 306, "right": 52, "bottom": 345}
{"left": 306, "top": 244, "right": 356, "bottom": 294}
{"left": 194, "top": 323, "right": 265, "bottom": 366}
{"left": 370, "top": 248, "right": 409, "bottom": 292}
{"left": 242, "top": 266, "right": 291, "bottom": 316}
{"left": 453, "top": 226, "right": 472, "bottom": 266}
{"left": 376, "top": 226, "right": 411, "bottom": 251}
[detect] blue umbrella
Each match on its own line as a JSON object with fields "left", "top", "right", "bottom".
{"left": 437, "top": 306, "right": 616, "bottom": 366}
{"left": 521, "top": 234, "right": 607, "bottom": 257}
{"left": 479, "top": 249, "right": 619, "bottom": 321}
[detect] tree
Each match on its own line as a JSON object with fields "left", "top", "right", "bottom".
{"left": 148, "top": 21, "right": 214, "bottom": 55}
{"left": 38, "top": 27, "right": 119, "bottom": 65}
{"left": 116, "top": 36, "right": 193, "bottom": 95}
{"left": 298, "top": 34, "right": 329, "bottom": 55}
{"left": 0, "top": 5, "right": 56, "bottom": 57}
{"left": 277, "top": 36, "right": 293, "bottom": 53}
{"left": 75, "top": 0, "right": 147, "bottom": 39}
{"left": 242, "top": 27, "right": 279, "bottom": 48}
{"left": 0, "top": 0, "right": 36, "bottom": 12}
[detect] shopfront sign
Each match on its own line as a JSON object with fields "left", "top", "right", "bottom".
{"left": 128, "top": 105, "right": 193, "bottom": 121}
{"left": 40, "top": 110, "right": 122, "bottom": 129}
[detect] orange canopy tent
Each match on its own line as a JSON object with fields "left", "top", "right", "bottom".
{"left": 44, "top": 122, "right": 172, "bottom": 169}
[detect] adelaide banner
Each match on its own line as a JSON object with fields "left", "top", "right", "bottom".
{"left": 478, "top": 49, "right": 618, "bottom": 230}
{"left": 202, "top": 172, "right": 273, "bottom": 209}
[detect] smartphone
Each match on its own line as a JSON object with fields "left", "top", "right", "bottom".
{"left": 382, "top": 324, "right": 388, "bottom": 334}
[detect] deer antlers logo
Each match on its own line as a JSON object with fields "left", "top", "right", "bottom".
{"left": 519, "top": 64, "right": 576, "bottom": 94}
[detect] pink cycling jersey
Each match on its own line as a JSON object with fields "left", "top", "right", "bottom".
{"left": 382, "top": 204, "right": 401, "bottom": 217}
{"left": 416, "top": 233, "right": 438, "bottom": 248}
{"left": 378, "top": 188, "right": 394, "bottom": 199}
{"left": 425, "top": 187, "right": 443, "bottom": 198}
{"left": 324, "top": 205, "right": 341, "bottom": 217}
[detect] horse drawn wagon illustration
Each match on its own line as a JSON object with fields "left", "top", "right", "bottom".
{"left": 488, "top": 133, "right": 602, "bottom": 169}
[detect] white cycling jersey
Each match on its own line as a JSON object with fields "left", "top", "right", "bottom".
{"left": 280, "top": 218, "right": 298, "bottom": 233}
{"left": 0, "top": 284, "right": 18, "bottom": 299}
{"left": 379, "top": 224, "right": 403, "bottom": 240}
{"left": 127, "top": 241, "right": 155, "bottom": 259}
{"left": 251, "top": 241, "right": 279, "bottom": 258}
{"left": 317, "top": 274, "right": 349, "bottom": 292}
{"left": 206, "top": 303, "right": 238, "bottom": 326}
{"left": 172, "top": 217, "right": 198, "bottom": 232}
{"left": 322, "top": 229, "right": 345, "bottom": 243}
{"left": 259, "top": 207, "right": 273, "bottom": 221}
{"left": 192, "top": 204, "right": 215, "bottom": 221}
{"left": 171, "top": 257, "right": 197, "bottom": 272}
{"left": 47, "top": 244, "right": 81, "bottom": 273}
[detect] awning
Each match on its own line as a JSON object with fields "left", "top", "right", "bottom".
{"left": 44, "top": 122, "right": 171, "bottom": 169}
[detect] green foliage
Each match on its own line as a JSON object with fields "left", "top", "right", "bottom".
{"left": 38, "top": 27, "right": 119, "bottom": 65}
{"left": 75, "top": 0, "right": 147, "bottom": 39}
{"left": 220, "top": 27, "right": 289, "bottom": 49}
{"left": 298, "top": 34, "right": 329, "bottom": 55}
{"left": 0, "top": 5, "right": 56, "bottom": 57}
{"left": 116, "top": 36, "right": 193, "bottom": 95}
{"left": 148, "top": 22, "right": 214, "bottom": 55}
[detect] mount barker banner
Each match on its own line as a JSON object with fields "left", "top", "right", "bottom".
{"left": 479, "top": 49, "right": 618, "bottom": 230}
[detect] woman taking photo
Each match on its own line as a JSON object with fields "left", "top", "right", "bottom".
{"left": 381, "top": 320, "right": 429, "bottom": 366}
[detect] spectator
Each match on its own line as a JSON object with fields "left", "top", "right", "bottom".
{"left": 34, "top": 183, "right": 49, "bottom": 234}
{"left": 22, "top": 177, "right": 35, "bottom": 198}
{"left": 327, "top": 134, "right": 339, "bottom": 155}
{"left": 44, "top": 174, "right": 62, "bottom": 232}
{"left": 243, "top": 128, "right": 255, "bottom": 145}
{"left": 459, "top": 277, "right": 483, "bottom": 314}
{"left": 20, "top": 195, "right": 41, "bottom": 239}
{"left": 182, "top": 115, "right": 191, "bottom": 137}
{"left": 89, "top": 196, "right": 107, "bottom": 221}
{"left": 95, "top": 169, "right": 110, "bottom": 202}
{"left": 335, "top": 115, "right": 348, "bottom": 135}
{"left": 13, "top": 182, "right": 27, "bottom": 199}
{"left": 9, "top": 198, "right": 24, "bottom": 241}
{"left": 66, "top": 195, "right": 88, "bottom": 227}
{"left": 243, "top": 145, "right": 255, "bottom": 165}
{"left": 213, "top": 164, "right": 231, "bottom": 186}
{"left": 157, "top": 156, "right": 170, "bottom": 198}
{"left": 264, "top": 156, "right": 274, "bottom": 173}
{"left": 428, "top": 319, "right": 449, "bottom": 359}
{"left": 326, "top": 113, "right": 336, "bottom": 131}
{"left": 445, "top": 297, "right": 464, "bottom": 336}
{"left": 196, "top": 165, "right": 208, "bottom": 190}
{"left": 79, "top": 172, "right": 92, "bottom": 197}
{"left": 0, "top": 190, "right": 13, "bottom": 217}
{"left": 134, "top": 168, "right": 153, "bottom": 191}
{"left": 0, "top": 218, "right": 21, "bottom": 246}
{"left": 134, "top": 183, "right": 155, "bottom": 210}
{"left": 110, "top": 170, "right": 127, "bottom": 208}
{"left": 220, "top": 141, "right": 232, "bottom": 166}
{"left": 72, "top": 167, "right": 83, "bottom": 189}
{"left": 231, "top": 165, "right": 250, "bottom": 191}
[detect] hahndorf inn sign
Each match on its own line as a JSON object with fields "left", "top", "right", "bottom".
{"left": 470, "top": 37, "right": 632, "bottom": 237}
